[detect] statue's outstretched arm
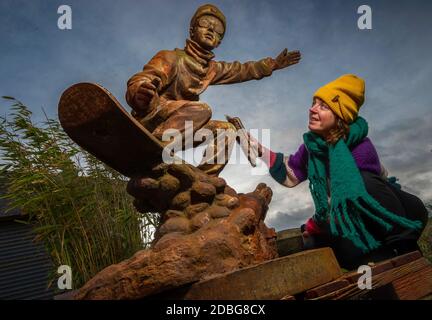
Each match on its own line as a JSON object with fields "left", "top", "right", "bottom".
{"left": 210, "top": 49, "right": 301, "bottom": 85}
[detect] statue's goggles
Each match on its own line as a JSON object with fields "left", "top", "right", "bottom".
{"left": 198, "top": 18, "right": 224, "bottom": 36}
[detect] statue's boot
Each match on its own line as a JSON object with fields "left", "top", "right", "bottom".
{"left": 197, "top": 120, "right": 236, "bottom": 176}
{"left": 135, "top": 101, "right": 236, "bottom": 176}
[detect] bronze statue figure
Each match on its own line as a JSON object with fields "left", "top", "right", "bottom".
{"left": 126, "top": 3, "right": 301, "bottom": 176}
{"left": 57, "top": 4, "right": 301, "bottom": 299}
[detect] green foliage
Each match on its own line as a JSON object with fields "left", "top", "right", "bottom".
{"left": 0, "top": 97, "right": 158, "bottom": 290}
{"left": 426, "top": 201, "right": 432, "bottom": 213}
{"left": 418, "top": 201, "right": 432, "bottom": 262}
{"left": 418, "top": 218, "right": 432, "bottom": 262}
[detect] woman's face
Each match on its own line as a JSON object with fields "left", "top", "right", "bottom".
{"left": 308, "top": 98, "right": 338, "bottom": 137}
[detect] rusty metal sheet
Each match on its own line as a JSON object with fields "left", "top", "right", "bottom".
{"left": 276, "top": 228, "right": 303, "bottom": 257}
{"left": 179, "top": 248, "right": 342, "bottom": 300}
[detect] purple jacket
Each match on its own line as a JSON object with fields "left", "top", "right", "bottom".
{"left": 269, "top": 137, "right": 383, "bottom": 185}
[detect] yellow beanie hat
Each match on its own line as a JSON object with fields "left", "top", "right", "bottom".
{"left": 313, "top": 74, "right": 365, "bottom": 123}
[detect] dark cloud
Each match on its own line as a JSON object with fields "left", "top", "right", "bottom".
{"left": 370, "top": 113, "right": 432, "bottom": 201}
{"left": 266, "top": 205, "right": 314, "bottom": 231}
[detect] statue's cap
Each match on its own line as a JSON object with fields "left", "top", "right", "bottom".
{"left": 190, "top": 4, "right": 226, "bottom": 37}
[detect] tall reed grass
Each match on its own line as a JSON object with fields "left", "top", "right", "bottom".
{"left": 0, "top": 97, "right": 158, "bottom": 289}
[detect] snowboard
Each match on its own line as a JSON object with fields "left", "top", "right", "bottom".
{"left": 58, "top": 82, "right": 166, "bottom": 178}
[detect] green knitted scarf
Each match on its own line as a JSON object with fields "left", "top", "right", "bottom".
{"left": 303, "top": 117, "right": 422, "bottom": 253}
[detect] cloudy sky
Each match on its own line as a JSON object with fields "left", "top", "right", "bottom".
{"left": 1, "top": 0, "right": 431, "bottom": 231}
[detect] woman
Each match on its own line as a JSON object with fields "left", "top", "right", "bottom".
{"left": 251, "top": 74, "right": 428, "bottom": 269}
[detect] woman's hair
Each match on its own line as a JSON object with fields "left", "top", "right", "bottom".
{"left": 326, "top": 117, "right": 350, "bottom": 145}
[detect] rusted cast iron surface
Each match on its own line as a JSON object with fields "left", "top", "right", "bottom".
{"left": 65, "top": 176, "right": 278, "bottom": 300}
{"left": 155, "top": 248, "right": 342, "bottom": 300}
{"left": 276, "top": 228, "right": 304, "bottom": 257}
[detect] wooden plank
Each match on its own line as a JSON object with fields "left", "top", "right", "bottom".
{"left": 312, "top": 282, "right": 359, "bottom": 300}
{"left": 342, "top": 260, "right": 394, "bottom": 284}
{"left": 342, "top": 270, "right": 362, "bottom": 284}
{"left": 373, "top": 257, "right": 430, "bottom": 288}
{"left": 369, "top": 260, "right": 394, "bottom": 275}
{"left": 176, "top": 248, "right": 342, "bottom": 300}
{"left": 341, "top": 257, "right": 431, "bottom": 300}
{"left": 305, "top": 279, "right": 350, "bottom": 299}
{"left": 390, "top": 251, "right": 422, "bottom": 267}
{"left": 392, "top": 265, "right": 432, "bottom": 300}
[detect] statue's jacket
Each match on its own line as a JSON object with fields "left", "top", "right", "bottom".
{"left": 126, "top": 39, "right": 276, "bottom": 134}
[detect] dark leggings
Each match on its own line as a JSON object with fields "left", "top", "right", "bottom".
{"left": 311, "top": 171, "right": 428, "bottom": 270}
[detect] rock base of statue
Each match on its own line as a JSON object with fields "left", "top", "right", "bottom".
{"left": 70, "top": 163, "right": 278, "bottom": 300}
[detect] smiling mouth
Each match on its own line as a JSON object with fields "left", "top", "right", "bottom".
{"left": 204, "top": 34, "right": 214, "bottom": 40}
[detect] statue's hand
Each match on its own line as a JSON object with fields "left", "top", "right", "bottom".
{"left": 134, "top": 79, "right": 160, "bottom": 113}
{"left": 247, "top": 132, "right": 263, "bottom": 156}
{"left": 273, "top": 49, "right": 301, "bottom": 70}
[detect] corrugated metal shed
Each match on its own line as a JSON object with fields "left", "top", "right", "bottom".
{"left": 0, "top": 184, "right": 55, "bottom": 300}
{"left": 0, "top": 191, "right": 21, "bottom": 220}
{"left": 0, "top": 220, "right": 55, "bottom": 299}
